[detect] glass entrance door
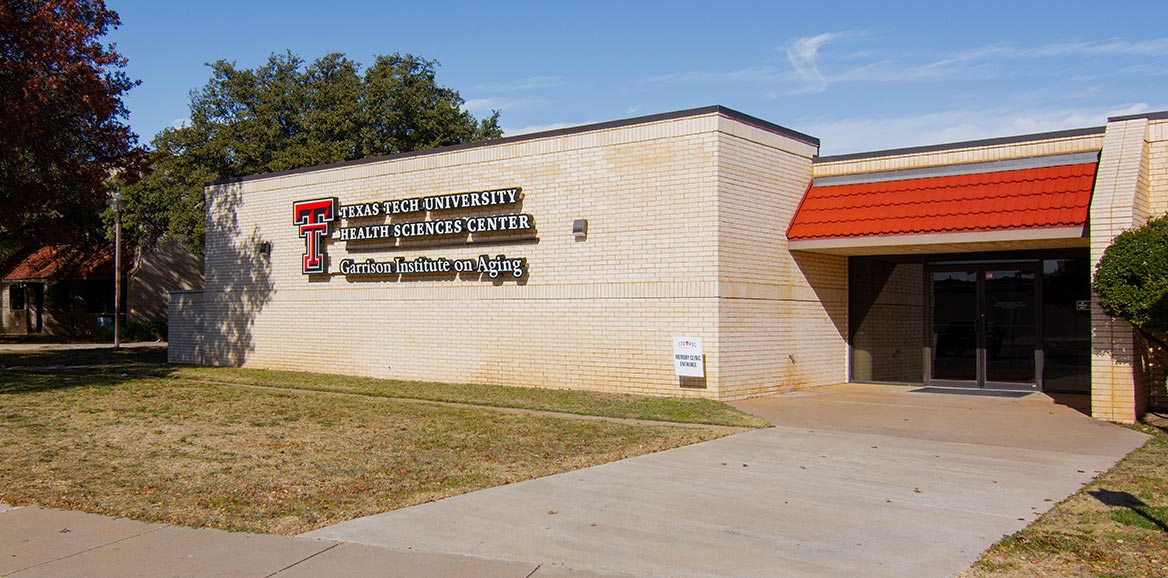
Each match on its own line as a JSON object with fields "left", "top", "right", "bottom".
{"left": 983, "top": 269, "right": 1037, "bottom": 387}
{"left": 929, "top": 267, "right": 1038, "bottom": 389}
{"left": 931, "top": 271, "right": 978, "bottom": 382}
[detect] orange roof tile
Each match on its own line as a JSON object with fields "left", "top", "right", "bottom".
{"left": 0, "top": 245, "right": 134, "bottom": 281}
{"left": 787, "top": 162, "right": 1097, "bottom": 241}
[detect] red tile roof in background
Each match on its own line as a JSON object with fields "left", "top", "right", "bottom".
{"left": 787, "top": 162, "right": 1098, "bottom": 241}
{"left": 0, "top": 245, "right": 134, "bottom": 281}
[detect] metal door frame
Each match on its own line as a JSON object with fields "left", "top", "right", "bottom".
{"left": 924, "top": 263, "right": 1042, "bottom": 391}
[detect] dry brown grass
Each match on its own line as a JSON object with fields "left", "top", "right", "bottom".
{"left": 959, "top": 420, "right": 1168, "bottom": 578}
{"left": 0, "top": 360, "right": 722, "bottom": 535}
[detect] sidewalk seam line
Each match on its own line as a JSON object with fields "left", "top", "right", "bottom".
{"left": 6, "top": 522, "right": 171, "bottom": 575}
{"left": 263, "top": 542, "right": 341, "bottom": 577}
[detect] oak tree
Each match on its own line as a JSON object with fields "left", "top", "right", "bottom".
{"left": 125, "top": 51, "right": 502, "bottom": 253}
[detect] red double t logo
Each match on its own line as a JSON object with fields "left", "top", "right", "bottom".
{"left": 293, "top": 198, "right": 337, "bottom": 274}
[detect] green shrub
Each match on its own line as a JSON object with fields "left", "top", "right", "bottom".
{"left": 1093, "top": 214, "right": 1168, "bottom": 340}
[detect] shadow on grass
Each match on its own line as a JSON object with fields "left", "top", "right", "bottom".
{"left": 1090, "top": 488, "right": 1168, "bottom": 533}
{"left": 0, "top": 346, "right": 176, "bottom": 395}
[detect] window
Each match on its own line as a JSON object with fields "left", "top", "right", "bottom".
{"left": 9, "top": 284, "right": 26, "bottom": 311}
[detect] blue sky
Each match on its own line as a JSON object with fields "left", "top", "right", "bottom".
{"left": 106, "top": 0, "right": 1168, "bottom": 155}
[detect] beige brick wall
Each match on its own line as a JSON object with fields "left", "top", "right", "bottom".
{"left": 715, "top": 124, "right": 845, "bottom": 398}
{"left": 1147, "top": 119, "right": 1168, "bottom": 218}
{"left": 812, "top": 132, "right": 1104, "bottom": 177}
{"left": 1090, "top": 117, "right": 1150, "bottom": 422}
{"left": 849, "top": 260, "right": 924, "bottom": 383}
{"left": 174, "top": 112, "right": 821, "bottom": 399}
{"left": 167, "top": 290, "right": 204, "bottom": 364}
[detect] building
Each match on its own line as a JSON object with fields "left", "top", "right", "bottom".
{"left": 169, "top": 106, "right": 1168, "bottom": 423}
{"left": 1, "top": 240, "right": 202, "bottom": 337}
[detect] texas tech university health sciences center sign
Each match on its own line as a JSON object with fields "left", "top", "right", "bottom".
{"left": 292, "top": 187, "right": 531, "bottom": 279}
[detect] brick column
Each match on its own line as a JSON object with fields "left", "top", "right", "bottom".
{"left": 1089, "top": 117, "right": 1149, "bottom": 422}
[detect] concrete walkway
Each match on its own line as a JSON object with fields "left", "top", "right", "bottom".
{"left": 0, "top": 341, "right": 165, "bottom": 352}
{"left": 0, "top": 384, "right": 1150, "bottom": 577}
{"left": 305, "top": 384, "right": 1148, "bottom": 578}
{"left": 0, "top": 504, "right": 601, "bottom": 577}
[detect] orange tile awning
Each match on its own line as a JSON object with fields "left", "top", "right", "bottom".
{"left": 788, "top": 162, "right": 1098, "bottom": 242}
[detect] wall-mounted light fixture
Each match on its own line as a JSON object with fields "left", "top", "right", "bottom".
{"left": 572, "top": 219, "right": 588, "bottom": 240}
{"left": 258, "top": 241, "right": 272, "bottom": 256}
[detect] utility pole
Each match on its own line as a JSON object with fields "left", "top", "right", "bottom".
{"left": 110, "top": 191, "right": 124, "bottom": 349}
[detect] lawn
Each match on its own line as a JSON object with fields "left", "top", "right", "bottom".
{"left": 959, "top": 418, "right": 1168, "bottom": 578}
{"left": 0, "top": 346, "right": 749, "bottom": 535}
{"left": 168, "top": 365, "right": 771, "bottom": 428}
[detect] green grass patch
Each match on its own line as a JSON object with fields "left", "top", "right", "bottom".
{"left": 170, "top": 365, "right": 771, "bottom": 428}
{"left": 0, "top": 346, "right": 769, "bottom": 428}
{"left": 1110, "top": 506, "right": 1168, "bottom": 531}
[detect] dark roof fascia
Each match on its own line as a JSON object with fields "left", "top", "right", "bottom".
{"left": 1107, "top": 110, "right": 1168, "bottom": 122}
{"left": 814, "top": 126, "right": 1105, "bottom": 164}
{"left": 210, "top": 106, "right": 819, "bottom": 187}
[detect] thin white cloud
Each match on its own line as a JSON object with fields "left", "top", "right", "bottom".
{"left": 828, "top": 57, "right": 1002, "bottom": 83}
{"left": 836, "top": 39, "right": 1168, "bottom": 84}
{"left": 991, "top": 39, "right": 1168, "bottom": 58}
{"left": 786, "top": 33, "right": 841, "bottom": 93}
{"left": 640, "top": 31, "right": 852, "bottom": 92}
{"left": 463, "top": 97, "right": 519, "bottom": 114}
{"left": 651, "top": 36, "right": 1168, "bottom": 92}
{"left": 472, "top": 76, "right": 566, "bottom": 92}
{"left": 502, "top": 121, "right": 594, "bottom": 137}
{"left": 644, "top": 66, "right": 791, "bottom": 85}
{"left": 171, "top": 118, "right": 190, "bottom": 129}
{"left": 1106, "top": 102, "right": 1151, "bottom": 117}
{"left": 808, "top": 103, "right": 1155, "bottom": 156}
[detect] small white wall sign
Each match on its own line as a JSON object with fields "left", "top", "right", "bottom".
{"left": 673, "top": 336, "right": 705, "bottom": 377}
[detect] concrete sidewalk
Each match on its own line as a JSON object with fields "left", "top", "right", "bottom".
{"left": 0, "top": 504, "right": 604, "bottom": 577}
{"left": 0, "top": 342, "right": 165, "bottom": 352}
{"left": 306, "top": 385, "right": 1148, "bottom": 578}
{"left": 0, "top": 384, "right": 1151, "bottom": 577}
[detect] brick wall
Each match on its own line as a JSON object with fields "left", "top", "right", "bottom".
{"left": 813, "top": 132, "right": 1104, "bottom": 177}
{"left": 1089, "top": 117, "right": 1151, "bottom": 422}
{"left": 1146, "top": 119, "right": 1168, "bottom": 221}
{"left": 714, "top": 120, "right": 845, "bottom": 399}
{"left": 849, "top": 259, "right": 924, "bottom": 383}
{"left": 167, "top": 290, "right": 204, "bottom": 364}
{"left": 172, "top": 111, "right": 821, "bottom": 398}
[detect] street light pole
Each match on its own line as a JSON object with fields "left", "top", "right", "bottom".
{"left": 110, "top": 192, "right": 124, "bottom": 350}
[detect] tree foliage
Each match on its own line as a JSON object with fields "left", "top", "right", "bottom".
{"left": 124, "top": 51, "right": 502, "bottom": 253}
{"left": 0, "top": 0, "right": 143, "bottom": 249}
{"left": 1093, "top": 214, "right": 1168, "bottom": 343}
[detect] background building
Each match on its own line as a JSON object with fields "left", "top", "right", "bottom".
{"left": 2, "top": 241, "right": 202, "bottom": 338}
